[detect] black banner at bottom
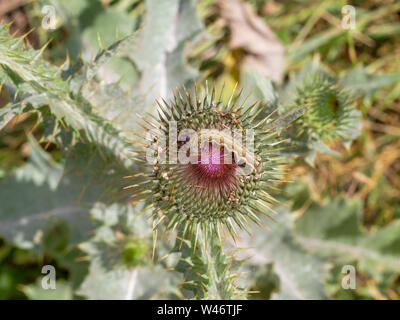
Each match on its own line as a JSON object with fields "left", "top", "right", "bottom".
{"left": 0, "top": 300, "right": 396, "bottom": 318}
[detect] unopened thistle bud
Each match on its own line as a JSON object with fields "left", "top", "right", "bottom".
{"left": 292, "top": 74, "right": 360, "bottom": 142}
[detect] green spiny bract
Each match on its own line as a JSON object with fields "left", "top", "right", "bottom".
{"left": 128, "top": 84, "right": 287, "bottom": 242}
{"left": 291, "top": 73, "right": 360, "bottom": 142}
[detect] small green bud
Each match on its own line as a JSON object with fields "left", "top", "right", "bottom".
{"left": 121, "top": 238, "right": 149, "bottom": 268}
{"left": 292, "top": 73, "right": 360, "bottom": 142}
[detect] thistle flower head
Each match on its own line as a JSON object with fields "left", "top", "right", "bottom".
{"left": 127, "top": 83, "right": 287, "bottom": 241}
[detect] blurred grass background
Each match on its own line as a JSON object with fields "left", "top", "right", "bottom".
{"left": 0, "top": 0, "right": 399, "bottom": 299}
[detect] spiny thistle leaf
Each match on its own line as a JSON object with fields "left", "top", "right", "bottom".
{"left": 0, "top": 138, "right": 88, "bottom": 250}
{"left": 0, "top": 139, "right": 132, "bottom": 251}
{"left": 235, "top": 208, "right": 328, "bottom": 300}
{"left": 340, "top": 65, "right": 400, "bottom": 96}
{"left": 295, "top": 196, "right": 400, "bottom": 273}
{"left": 78, "top": 203, "right": 181, "bottom": 300}
{"left": 77, "top": 256, "right": 179, "bottom": 300}
{"left": 128, "top": 0, "right": 204, "bottom": 105}
{"left": 175, "top": 236, "right": 246, "bottom": 299}
{"left": 63, "top": 31, "right": 139, "bottom": 96}
{"left": 21, "top": 280, "right": 73, "bottom": 300}
{"left": 0, "top": 24, "right": 136, "bottom": 170}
